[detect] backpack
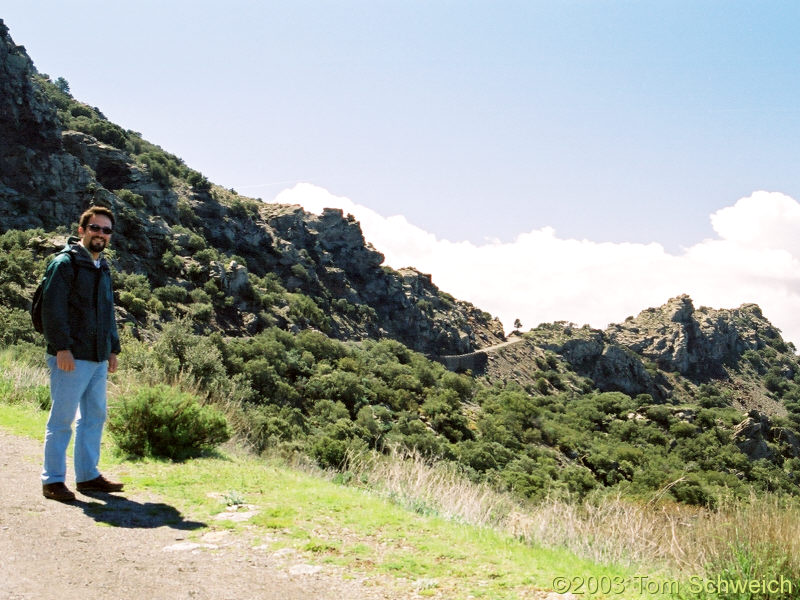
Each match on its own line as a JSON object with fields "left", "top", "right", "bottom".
{"left": 30, "top": 251, "right": 77, "bottom": 334}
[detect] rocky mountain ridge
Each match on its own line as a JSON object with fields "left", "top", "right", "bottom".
{"left": 0, "top": 20, "right": 504, "bottom": 356}
{"left": 0, "top": 21, "right": 92, "bottom": 228}
{"left": 489, "top": 294, "right": 794, "bottom": 415}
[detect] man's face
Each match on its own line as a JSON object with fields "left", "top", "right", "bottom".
{"left": 78, "top": 215, "right": 113, "bottom": 255}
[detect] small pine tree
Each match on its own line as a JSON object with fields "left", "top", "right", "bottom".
{"left": 54, "top": 76, "right": 71, "bottom": 95}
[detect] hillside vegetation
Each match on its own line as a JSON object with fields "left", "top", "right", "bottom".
{"left": 3, "top": 17, "right": 800, "bottom": 509}
{"left": 3, "top": 19, "right": 800, "bottom": 597}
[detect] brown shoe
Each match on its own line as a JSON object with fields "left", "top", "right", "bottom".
{"left": 76, "top": 475, "right": 124, "bottom": 493}
{"left": 43, "top": 482, "right": 76, "bottom": 502}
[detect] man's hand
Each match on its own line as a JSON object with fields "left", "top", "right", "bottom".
{"left": 56, "top": 349, "right": 75, "bottom": 372}
{"left": 108, "top": 353, "right": 118, "bottom": 374}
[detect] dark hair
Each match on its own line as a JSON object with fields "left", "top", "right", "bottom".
{"left": 79, "top": 205, "right": 115, "bottom": 229}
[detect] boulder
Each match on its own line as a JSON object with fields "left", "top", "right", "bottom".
{"left": 733, "top": 413, "right": 774, "bottom": 461}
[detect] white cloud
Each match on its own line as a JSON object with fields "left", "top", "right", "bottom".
{"left": 269, "top": 185, "right": 800, "bottom": 347}
{"left": 710, "top": 191, "right": 800, "bottom": 253}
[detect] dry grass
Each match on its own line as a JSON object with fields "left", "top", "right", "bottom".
{"left": 687, "top": 495, "right": 800, "bottom": 582}
{"left": 0, "top": 350, "right": 49, "bottom": 406}
{"left": 348, "top": 447, "right": 520, "bottom": 526}
{"left": 0, "top": 353, "right": 49, "bottom": 388}
{"left": 347, "top": 446, "right": 800, "bottom": 586}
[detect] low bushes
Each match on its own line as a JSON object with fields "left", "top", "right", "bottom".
{"left": 108, "top": 384, "right": 230, "bottom": 460}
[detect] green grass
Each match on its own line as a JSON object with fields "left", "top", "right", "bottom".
{"left": 1, "top": 400, "right": 674, "bottom": 600}
{"left": 113, "top": 448, "right": 672, "bottom": 599}
{"left": 0, "top": 401, "right": 48, "bottom": 439}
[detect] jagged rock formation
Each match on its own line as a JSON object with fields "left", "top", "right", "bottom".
{"left": 606, "top": 295, "right": 782, "bottom": 378}
{"left": 235, "top": 203, "right": 505, "bottom": 353}
{"left": 0, "top": 21, "right": 95, "bottom": 229}
{"left": 0, "top": 20, "right": 505, "bottom": 356}
{"left": 733, "top": 410, "right": 800, "bottom": 461}
{"left": 523, "top": 321, "right": 669, "bottom": 400}
{"left": 513, "top": 295, "right": 796, "bottom": 412}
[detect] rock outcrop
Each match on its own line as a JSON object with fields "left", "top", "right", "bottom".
{"left": 606, "top": 295, "right": 779, "bottom": 378}
{"left": 732, "top": 410, "right": 800, "bottom": 461}
{"left": 236, "top": 204, "right": 505, "bottom": 354}
{"left": 525, "top": 295, "right": 793, "bottom": 405}
{"left": 526, "top": 323, "right": 667, "bottom": 399}
{"left": 0, "top": 20, "right": 96, "bottom": 230}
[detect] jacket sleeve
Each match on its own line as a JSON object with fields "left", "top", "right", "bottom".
{"left": 41, "top": 255, "right": 75, "bottom": 352}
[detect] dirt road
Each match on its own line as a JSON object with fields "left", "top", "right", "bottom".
{"left": 0, "top": 429, "right": 398, "bottom": 600}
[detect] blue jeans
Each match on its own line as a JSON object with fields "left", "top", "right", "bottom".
{"left": 41, "top": 356, "right": 108, "bottom": 485}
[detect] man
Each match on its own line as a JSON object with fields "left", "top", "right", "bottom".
{"left": 40, "top": 205, "right": 124, "bottom": 502}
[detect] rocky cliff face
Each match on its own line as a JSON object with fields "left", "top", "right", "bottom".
{"left": 517, "top": 294, "right": 796, "bottom": 412}
{"left": 222, "top": 202, "right": 505, "bottom": 353}
{"left": 0, "top": 20, "right": 96, "bottom": 230}
{"left": 606, "top": 295, "right": 781, "bottom": 378}
{"left": 0, "top": 21, "right": 505, "bottom": 356}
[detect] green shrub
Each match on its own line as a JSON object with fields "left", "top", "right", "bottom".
{"left": 228, "top": 197, "right": 258, "bottom": 219}
{"left": 645, "top": 405, "right": 674, "bottom": 427}
{"left": 177, "top": 199, "right": 197, "bottom": 224}
{"left": 0, "top": 306, "right": 39, "bottom": 345}
{"left": 290, "top": 263, "right": 311, "bottom": 282}
{"left": 190, "top": 302, "right": 214, "bottom": 322}
{"left": 115, "top": 189, "right": 145, "bottom": 208}
{"left": 150, "top": 320, "right": 227, "bottom": 388}
{"left": 187, "top": 170, "right": 211, "bottom": 191}
{"left": 670, "top": 421, "right": 697, "bottom": 439}
{"left": 108, "top": 384, "right": 230, "bottom": 460}
{"left": 139, "top": 155, "right": 171, "bottom": 186}
{"left": 311, "top": 435, "right": 349, "bottom": 469}
{"left": 31, "top": 384, "right": 51, "bottom": 410}
{"left": 153, "top": 285, "right": 189, "bottom": 304}
{"left": 287, "top": 293, "right": 329, "bottom": 331}
{"left": 535, "top": 377, "right": 549, "bottom": 394}
{"left": 117, "top": 272, "right": 152, "bottom": 300}
{"left": 194, "top": 248, "right": 217, "bottom": 265}
{"left": 69, "top": 105, "right": 94, "bottom": 120}
{"left": 670, "top": 475, "right": 716, "bottom": 508}
{"left": 161, "top": 250, "right": 184, "bottom": 274}
{"left": 0, "top": 377, "right": 15, "bottom": 403}
{"left": 118, "top": 291, "right": 148, "bottom": 318}
{"left": 169, "top": 227, "right": 205, "bottom": 254}
{"left": 189, "top": 288, "right": 212, "bottom": 304}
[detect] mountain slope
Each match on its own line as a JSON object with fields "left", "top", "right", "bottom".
{"left": 0, "top": 19, "right": 504, "bottom": 356}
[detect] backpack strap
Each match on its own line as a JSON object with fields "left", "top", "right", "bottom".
{"left": 49, "top": 250, "right": 78, "bottom": 283}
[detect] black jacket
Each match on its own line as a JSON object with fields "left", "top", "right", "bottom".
{"left": 41, "top": 238, "right": 121, "bottom": 361}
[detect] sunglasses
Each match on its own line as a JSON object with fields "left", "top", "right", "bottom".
{"left": 87, "top": 224, "right": 113, "bottom": 235}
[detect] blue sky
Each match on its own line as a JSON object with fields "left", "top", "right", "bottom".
{"left": 5, "top": 2, "right": 800, "bottom": 342}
